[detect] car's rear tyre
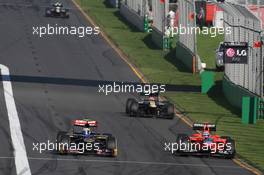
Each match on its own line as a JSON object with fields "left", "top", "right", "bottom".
{"left": 56, "top": 132, "right": 70, "bottom": 154}
{"left": 45, "top": 8, "right": 51, "bottom": 17}
{"left": 107, "top": 137, "right": 117, "bottom": 157}
{"left": 130, "top": 101, "right": 139, "bottom": 117}
{"left": 62, "top": 12, "right": 69, "bottom": 18}
{"left": 126, "top": 98, "right": 135, "bottom": 114}
{"left": 166, "top": 103, "right": 174, "bottom": 119}
{"left": 175, "top": 134, "right": 190, "bottom": 156}
{"left": 221, "top": 136, "right": 236, "bottom": 159}
{"left": 56, "top": 131, "right": 67, "bottom": 145}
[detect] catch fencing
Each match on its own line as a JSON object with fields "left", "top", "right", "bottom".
{"left": 122, "top": 0, "right": 147, "bottom": 16}
{"left": 120, "top": 0, "right": 178, "bottom": 48}
{"left": 223, "top": 3, "right": 263, "bottom": 97}
{"left": 151, "top": 0, "right": 178, "bottom": 49}
{"left": 226, "top": 0, "right": 264, "bottom": 28}
{"left": 175, "top": 0, "right": 202, "bottom": 72}
{"left": 151, "top": 0, "right": 178, "bottom": 32}
{"left": 120, "top": 0, "right": 150, "bottom": 31}
{"left": 151, "top": 0, "right": 167, "bottom": 48}
{"left": 178, "top": 0, "right": 196, "bottom": 53}
{"left": 151, "top": 0, "right": 167, "bottom": 33}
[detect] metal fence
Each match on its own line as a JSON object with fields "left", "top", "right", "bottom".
{"left": 178, "top": 0, "right": 196, "bottom": 53}
{"left": 225, "top": 0, "right": 264, "bottom": 28}
{"left": 151, "top": 0, "right": 167, "bottom": 33}
{"left": 176, "top": 0, "right": 202, "bottom": 72}
{"left": 223, "top": 3, "right": 263, "bottom": 97}
{"left": 151, "top": 1, "right": 178, "bottom": 33}
{"left": 123, "top": 0, "right": 149, "bottom": 17}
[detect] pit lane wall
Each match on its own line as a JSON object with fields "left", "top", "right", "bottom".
{"left": 120, "top": 1, "right": 146, "bottom": 32}
{"left": 223, "top": 76, "right": 257, "bottom": 109}
{"left": 151, "top": 27, "right": 163, "bottom": 48}
{"left": 175, "top": 42, "right": 195, "bottom": 72}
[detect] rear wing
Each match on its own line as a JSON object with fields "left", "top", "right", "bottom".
{"left": 140, "top": 91, "right": 159, "bottom": 97}
{"left": 73, "top": 119, "right": 97, "bottom": 127}
{"left": 193, "top": 123, "right": 216, "bottom": 131}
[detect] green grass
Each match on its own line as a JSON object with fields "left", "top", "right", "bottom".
{"left": 197, "top": 34, "right": 224, "bottom": 81}
{"left": 197, "top": 33, "right": 223, "bottom": 69}
{"left": 77, "top": 0, "right": 264, "bottom": 171}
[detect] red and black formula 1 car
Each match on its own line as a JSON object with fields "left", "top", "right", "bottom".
{"left": 175, "top": 123, "right": 236, "bottom": 159}
{"left": 56, "top": 119, "right": 117, "bottom": 157}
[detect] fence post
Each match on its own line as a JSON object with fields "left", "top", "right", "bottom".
{"left": 242, "top": 96, "right": 257, "bottom": 124}
{"left": 250, "top": 97, "right": 257, "bottom": 124}
{"left": 242, "top": 96, "right": 251, "bottom": 124}
{"left": 144, "top": 16, "right": 149, "bottom": 32}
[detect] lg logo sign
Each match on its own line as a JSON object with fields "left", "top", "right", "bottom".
{"left": 226, "top": 48, "right": 235, "bottom": 57}
{"left": 224, "top": 42, "right": 248, "bottom": 64}
{"left": 236, "top": 49, "right": 247, "bottom": 57}
{"left": 226, "top": 48, "right": 247, "bottom": 57}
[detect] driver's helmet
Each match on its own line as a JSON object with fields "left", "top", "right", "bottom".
{"left": 82, "top": 127, "right": 91, "bottom": 137}
{"left": 149, "top": 96, "right": 157, "bottom": 108}
{"left": 149, "top": 96, "right": 155, "bottom": 101}
{"left": 202, "top": 131, "right": 210, "bottom": 139}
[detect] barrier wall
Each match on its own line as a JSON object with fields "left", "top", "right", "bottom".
{"left": 223, "top": 76, "right": 257, "bottom": 109}
{"left": 175, "top": 42, "right": 195, "bottom": 72}
{"left": 151, "top": 27, "right": 163, "bottom": 48}
{"left": 120, "top": 4, "right": 145, "bottom": 31}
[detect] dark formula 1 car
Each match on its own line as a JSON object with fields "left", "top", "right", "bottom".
{"left": 56, "top": 119, "right": 117, "bottom": 157}
{"left": 45, "top": 2, "right": 69, "bottom": 18}
{"left": 126, "top": 92, "right": 174, "bottom": 119}
{"left": 175, "top": 123, "right": 236, "bottom": 158}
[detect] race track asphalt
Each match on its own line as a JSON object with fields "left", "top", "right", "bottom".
{"left": 0, "top": 0, "right": 254, "bottom": 174}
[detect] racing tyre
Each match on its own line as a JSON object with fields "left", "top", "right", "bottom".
{"left": 57, "top": 132, "right": 70, "bottom": 155}
{"left": 107, "top": 137, "right": 118, "bottom": 157}
{"left": 56, "top": 131, "right": 67, "bottom": 143}
{"left": 126, "top": 98, "right": 135, "bottom": 114}
{"left": 130, "top": 101, "right": 139, "bottom": 117}
{"left": 62, "top": 13, "right": 69, "bottom": 18}
{"left": 175, "top": 134, "right": 190, "bottom": 156}
{"left": 221, "top": 136, "right": 236, "bottom": 159}
{"left": 166, "top": 103, "right": 174, "bottom": 119}
{"left": 45, "top": 8, "right": 51, "bottom": 17}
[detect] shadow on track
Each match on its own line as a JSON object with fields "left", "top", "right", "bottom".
{"left": 0, "top": 75, "right": 201, "bottom": 93}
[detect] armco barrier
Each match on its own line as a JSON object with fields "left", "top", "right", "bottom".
{"left": 175, "top": 42, "right": 196, "bottom": 73}
{"left": 151, "top": 27, "right": 163, "bottom": 48}
{"left": 120, "top": 3, "right": 145, "bottom": 31}
{"left": 223, "top": 76, "right": 256, "bottom": 109}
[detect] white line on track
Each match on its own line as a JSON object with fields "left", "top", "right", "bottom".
{"left": 0, "top": 156, "right": 244, "bottom": 169}
{"left": 0, "top": 64, "right": 31, "bottom": 175}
